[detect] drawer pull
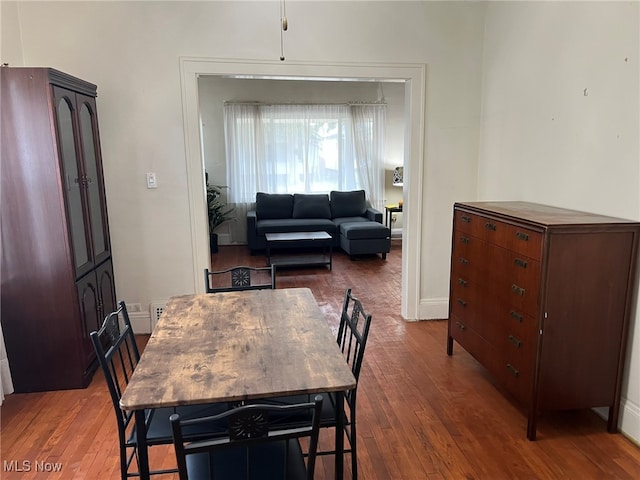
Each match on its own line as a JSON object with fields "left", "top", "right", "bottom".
{"left": 455, "top": 321, "right": 466, "bottom": 331}
{"left": 461, "top": 215, "right": 471, "bottom": 223}
{"left": 514, "top": 258, "right": 528, "bottom": 269}
{"left": 510, "top": 311, "right": 524, "bottom": 323}
{"left": 506, "top": 363, "right": 520, "bottom": 377}
{"left": 516, "top": 231, "right": 529, "bottom": 241}
{"left": 511, "top": 284, "right": 525, "bottom": 296}
{"left": 457, "top": 278, "right": 468, "bottom": 287}
{"left": 485, "top": 222, "right": 497, "bottom": 231}
{"left": 508, "top": 335, "right": 522, "bottom": 348}
{"left": 458, "top": 257, "right": 469, "bottom": 265}
{"left": 457, "top": 298, "right": 467, "bottom": 307}
{"left": 460, "top": 236, "right": 470, "bottom": 244}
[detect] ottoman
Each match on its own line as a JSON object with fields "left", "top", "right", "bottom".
{"left": 339, "top": 221, "right": 391, "bottom": 260}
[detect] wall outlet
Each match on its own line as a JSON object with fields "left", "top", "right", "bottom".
{"left": 128, "top": 303, "right": 142, "bottom": 313}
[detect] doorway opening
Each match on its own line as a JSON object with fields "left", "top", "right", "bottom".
{"left": 179, "top": 58, "right": 425, "bottom": 320}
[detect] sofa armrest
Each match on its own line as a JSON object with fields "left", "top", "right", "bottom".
{"left": 365, "top": 207, "right": 383, "bottom": 223}
{"left": 246, "top": 210, "right": 259, "bottom": 251}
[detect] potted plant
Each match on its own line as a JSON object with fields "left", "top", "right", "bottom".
{"left": 206, "top": 180, "right": 235, "bottom": 253}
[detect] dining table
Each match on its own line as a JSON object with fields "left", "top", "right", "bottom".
{"left": 120, "top": 287, "right": 357, "bottom": 480}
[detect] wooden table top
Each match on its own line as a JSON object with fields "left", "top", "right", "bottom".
{"left": 120, "top": 288, "right": 356, "bottom": 410}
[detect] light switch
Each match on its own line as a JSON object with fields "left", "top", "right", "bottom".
{"left": 146, "top": 172, "right": 157, "bottom": 189}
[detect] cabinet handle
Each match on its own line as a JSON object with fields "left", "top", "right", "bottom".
{"left": 506, "top": 363, "right": 520, "bottom": 377}
{"left": 511, "top": 284, "right": 525, "bottom": 296}
{"left": 457, "top": 278, "right": 468, "bottom": 287}
{"left": 455, "top": 321, "right": 466, "bottom": 330}
{"left": 460, "top": 236, "right": 470, "bottom": 244}
{"left": 461, "top": 215, "right": 471, "bottom": 223}
{"left": 485, "top": 222, "right": 497, "bottom": 231}
{"left": 514, "top": 258, "right": 528, "bottom": 269}
{"left": 508, "top": 335, "right": 522, "bottom": 348}
{"left": 510, "top": 311, "right": 524, "bottom": 323}
{"left": 516, "top": 231, "right": 529, "bottom": 241}
{"left": 458, "top": 257, "right": 469, "bottom": 265}
{"left": 457, "top": 298, "right": 467, "bottom": 307}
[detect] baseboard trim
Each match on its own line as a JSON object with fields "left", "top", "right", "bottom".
{"left": 612, "top": 397, "right": 640, "bottom": 445}
{"left": 128, "top": 312, "right": 152, "bottom": 334}
{"left": 416, "top": 297, "right": 449, "bottom": 321}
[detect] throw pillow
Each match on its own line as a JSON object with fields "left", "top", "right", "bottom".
{"left": 256, "top": 193, "right": 294, "bottom": 219}
{"left": 292, "top": 194, "right": 331, "bottom": 219}
{"left": 330, "top": 190, "right": 367, "bottom": 218}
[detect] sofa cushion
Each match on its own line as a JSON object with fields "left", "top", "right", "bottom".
{"left": 257, "top": 218, "right": 337, "bottom": 235}
{"left": 292, "top": 194, "right": 331, "bottom": 219}
{"left": 340, "top": 221, "right": 390, "bottom": 240}
{"left": 332, "top": 216, "right": 369, "bottom": 228}
{"left": 256, "top": 193, "right": 294, "bottom": 220}
{"left": 330, "top": 190, "right": 367, "bottom": 219}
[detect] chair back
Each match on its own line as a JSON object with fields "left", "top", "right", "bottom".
{"left": 337, "top": 289, "right": 372, "bottom": 399}
{"left": 204, "top": 265, "right": 276, "bottom": 292}
{"left": 170, "top": 396, "right": 323, "bottom": 480}
{"left": 90, "top": 301, "right": 140, "bottom": 442}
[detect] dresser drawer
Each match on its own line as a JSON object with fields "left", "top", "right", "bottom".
{"left": 449, "top": 314, "right": 498, "bottom": 374}
{"left": 454, "top": 209, "right": 544, "bottom": 259}
{"left": 451, "top": 279, "right": 538, "bottom": 346}
{"left": 452, "top": 235, "right": 540, "bottom": 285}
{"left": 451, "top": 266, "right": 540, "bottom": 321}
{"left": 493, "top": 335, "right": 536, "bottom": 404}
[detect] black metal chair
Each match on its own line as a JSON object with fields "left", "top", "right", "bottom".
{"left": 170, "top": 396, "right": 324, "bottom": 480}
{"left": 204, "top": 265, "right": 276, "bottom": 293}
{"left": 321, "top": 288, "right": 372, "bottom": 480}
{"left": 262, "top": 289, "right": 372, "bottom": 480}
{"left": 90, "top": 301, "right": 227, "bottom": 479}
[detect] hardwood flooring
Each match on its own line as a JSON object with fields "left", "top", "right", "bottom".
{"left": 2, "top": 241, "right": 640, "bottom": 479}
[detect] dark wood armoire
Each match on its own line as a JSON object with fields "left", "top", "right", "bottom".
{"left": 1, "top": 67, "right": 117, "bottom": 392}
{"left": 447, "top": 201, "right": 640, "bottom": 440}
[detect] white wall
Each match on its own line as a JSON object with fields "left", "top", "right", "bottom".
{"left": 1, "top": 0, "right": 485, "bottom": 324}
{"left": 479, "top": 1, "right": 640, "bottom": 442}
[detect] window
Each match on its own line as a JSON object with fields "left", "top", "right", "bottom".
{"left": 224, "top": 103, "right": 385, "bottom": 208}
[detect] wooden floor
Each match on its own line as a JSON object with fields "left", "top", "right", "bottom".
{"left": 2, "top": 241, "right": 640, "bottom": 479}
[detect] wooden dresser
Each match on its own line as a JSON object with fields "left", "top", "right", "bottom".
{"left": 446, "top": 201, "right": 640, "bottom": 440}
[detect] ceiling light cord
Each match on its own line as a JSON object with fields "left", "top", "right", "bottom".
{"left": 280, "top": 0, "right": 288, "bottom": 61}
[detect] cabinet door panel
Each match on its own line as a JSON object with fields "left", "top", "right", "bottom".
{"left": 54, "top": 87, "right": 92, "bottom": 277}
{"left": 78, "top": 95, "right": 110, "bottom": 265}
{"left": 77, "top": 272, "right": 99, "bottom": 369}
{"left": 96, "top": 260, "right": 117, "bottom": 319}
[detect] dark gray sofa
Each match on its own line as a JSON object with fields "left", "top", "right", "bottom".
{"left": 247, "top": 190, "right": 391, "bottom": 259}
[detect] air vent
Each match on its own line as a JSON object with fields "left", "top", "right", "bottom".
{"left": 149, "top": 302, "right": 166, "bottom": 329}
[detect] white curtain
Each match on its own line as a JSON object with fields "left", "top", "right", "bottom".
{"left": 0, "top": 323, "right": 14, "bottom": 405}
{"left": 224, "top": 103, "right": 386, "bottom": 242}
{"left": 351, "top": 105, "right": 386, "bottom": 211}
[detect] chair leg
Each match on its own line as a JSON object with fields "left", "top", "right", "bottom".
{"left": 351, "top": 410, "right": 358, "bottom": 480}
{"left": 120, "top": 446, "right": 128, "bottom": 480}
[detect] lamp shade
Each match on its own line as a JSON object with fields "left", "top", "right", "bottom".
{"left": 392, "top": 166, "right": 403, "bottom": 186}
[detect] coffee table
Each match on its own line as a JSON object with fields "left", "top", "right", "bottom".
{"left": 265, "top": 231, "right": 333, "bottom": 270}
